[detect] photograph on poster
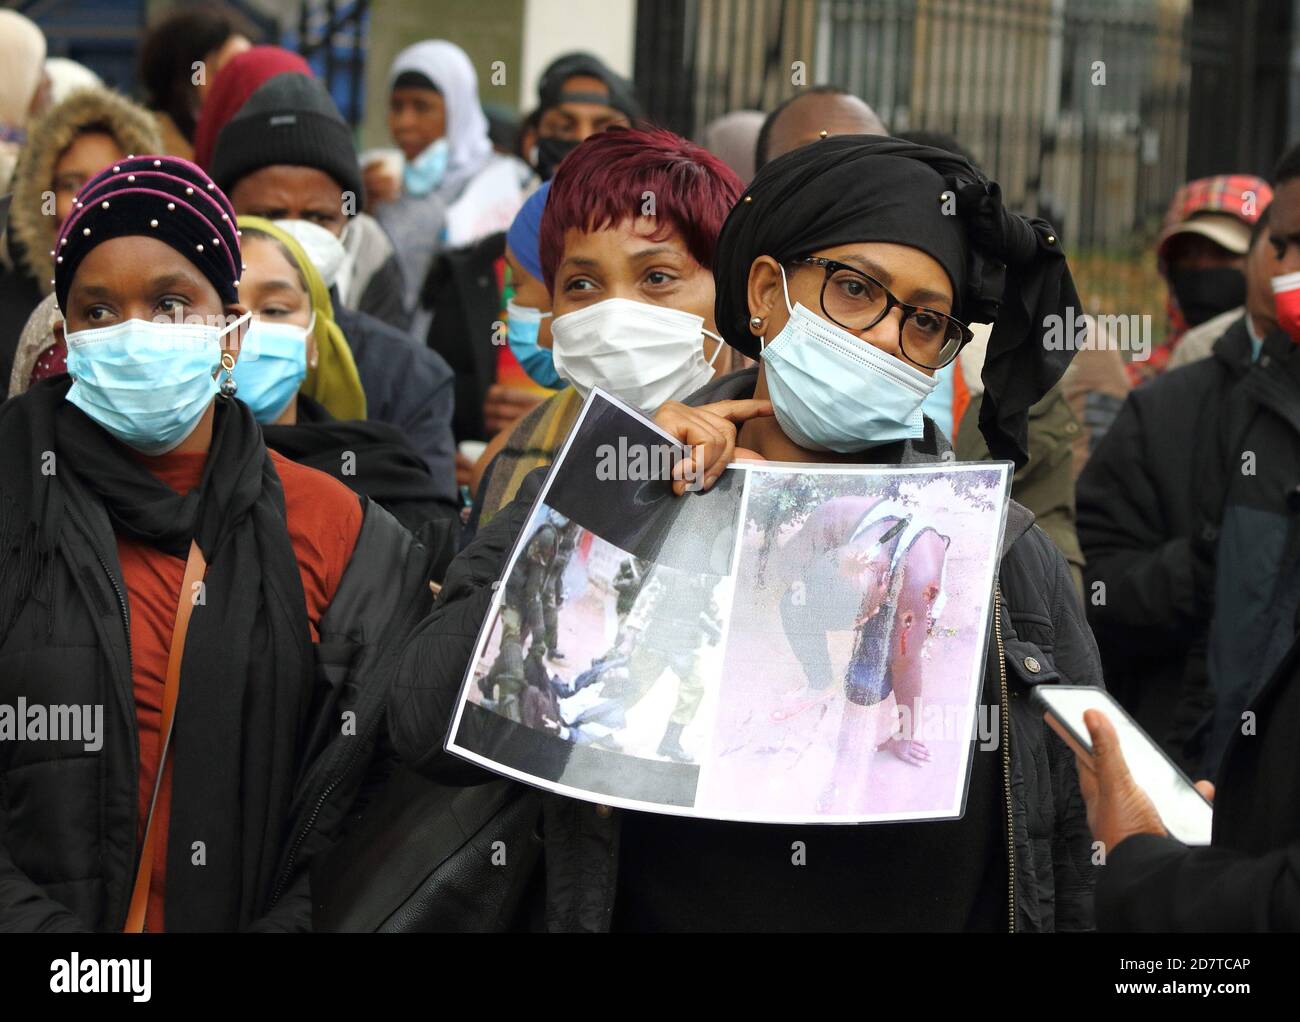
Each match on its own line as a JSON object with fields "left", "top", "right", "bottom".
{"left": 693, "top": 465, "right": 1009, "bottom": 822}
{"left": 469, "top": 509, "right": 729, "bottom": 764}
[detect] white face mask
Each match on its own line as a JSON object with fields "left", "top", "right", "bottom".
{"left": 549, "top": 298, "right": 725, "bottom": 411}
{"left": 272, "top": 219, "right": 346, "bottom": 289}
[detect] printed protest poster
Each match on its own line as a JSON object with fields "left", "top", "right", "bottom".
{"left": 692, "top": 463, "right": 1010, "bottom": 822}
{"left": 445, "top": 389, "right": 1012, "bottom": 824}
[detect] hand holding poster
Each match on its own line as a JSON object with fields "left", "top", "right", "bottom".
{"left": 447, "top": 390, "right": 1012, "bottom": 824}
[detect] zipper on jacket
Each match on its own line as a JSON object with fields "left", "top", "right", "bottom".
{"left": 268, "top": 681, "right": 384, "bottom": 905}
{"left": 994, "top": 583, "right": 1015, "bottom": 933}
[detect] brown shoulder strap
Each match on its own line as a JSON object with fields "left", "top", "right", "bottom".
{"left": 124, "top": 540, "right": 207, "bottom": 933}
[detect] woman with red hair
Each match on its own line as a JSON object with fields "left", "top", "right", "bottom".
{"left": 472, "top": 124, "right": 745, "bottom": 527}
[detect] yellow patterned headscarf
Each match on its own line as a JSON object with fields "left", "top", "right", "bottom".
{"left": 235, "top": 215, "right": 367, "bottom": 421}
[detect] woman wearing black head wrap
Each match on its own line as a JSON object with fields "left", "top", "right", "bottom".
{"left": 692, "top": 133, "right": 1080, "bottom": 467}
{"left": 623, "top": 135, "right": 1104, "bottom": 932}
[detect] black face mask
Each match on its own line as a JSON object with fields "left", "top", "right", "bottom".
{"left": 1168, "top": 266, "right": 1247, "bottom": 326}
{"left": 534, "top": 135, "right": 581, "bottom": 181}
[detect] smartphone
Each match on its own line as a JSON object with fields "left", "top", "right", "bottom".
{"left": 1030, "top": 685, "right": 1213, "bottom": 846}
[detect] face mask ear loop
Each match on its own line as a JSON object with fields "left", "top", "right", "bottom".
{"left": 778, "top": 263, "right": 796, "bottom": 316}
{"left": 759, "top": 264, "right": 797, "bottom": 356}
{"left": 703, "top": 329, "right": 726, "bottom": 369}
{"left": 218, "top": 309, "right": 254, "bottom": 340}
{"left": 217, "top": 309, "right": 253, "bottom": 366}
{"left": 508, "top": 298, "right": 553, "bottom": 323}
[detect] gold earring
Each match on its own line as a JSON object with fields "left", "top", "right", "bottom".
{"left": 219, "top": 352, "right": 237, "bottom": 398}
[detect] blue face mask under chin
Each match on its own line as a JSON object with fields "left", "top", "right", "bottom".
{"left": 403, "top": 137, "right": 450, "bottom": 197}
{"left": 506, "top": 299, "right": 564, "bottom": 390}
{"left": 64, "top": 313, "right": 249, "bottom": 455}
{"left": 761, "top": 266, "right": 940, "bottom": 453}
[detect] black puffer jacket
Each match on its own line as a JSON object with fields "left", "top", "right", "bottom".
{"left": 334, "top": 304, "right": 458, "bottom": 503}
{"left": 390, "top": 371, "right": 1102, "bottom": 931}
{"left": 1076, "top": 321, "right": 1300, "bottom": 777}
{"left": 0, "top": 480, "right": 432, "bottom": 932}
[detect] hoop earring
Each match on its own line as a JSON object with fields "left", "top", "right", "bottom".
{"left": 219, "top": 352, "right": 238, "bottom": 398}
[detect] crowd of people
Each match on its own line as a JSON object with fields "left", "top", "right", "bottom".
{"left": 0, "top": 4, "right": 1297, "bottom": 933}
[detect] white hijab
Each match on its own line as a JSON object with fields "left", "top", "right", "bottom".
{"left": 388, "top": 39, "right": 493, "bottom": 198}
{"left": 45, "top": 58, "right": 103, "bottom": 107}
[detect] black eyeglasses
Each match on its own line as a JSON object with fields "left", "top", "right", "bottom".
{"left": 790, "top": 256, "right": 973, "bottom": 369}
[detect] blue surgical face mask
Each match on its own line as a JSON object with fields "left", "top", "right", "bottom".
{"left": 233, "top": 313, "right": 314, "bottom": 423}
{"left": 506, "top": 299, "right": 564, "bottom": 389}
{"left": 403, "top": 137, "right": 450, "bottom": 197}
{"left": 65, "top": 313, "right": 249, "bottom": 455}
{"left": 761, "top": 266, "right": 940, "bottom": 453}
{"left": 920, "top": 360, "right": 956, "bottom": 441}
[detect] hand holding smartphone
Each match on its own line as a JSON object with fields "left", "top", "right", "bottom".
{"left": 1030, "top": 685, "right": 1213, "bottom": 845}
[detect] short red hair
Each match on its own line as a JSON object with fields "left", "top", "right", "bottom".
{"left": 539, "top": 125, "right": 744, "bottom": 293}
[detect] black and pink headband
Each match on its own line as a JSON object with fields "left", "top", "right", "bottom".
{"left": 53, "top": 155, "right": 242, "bottom": 312}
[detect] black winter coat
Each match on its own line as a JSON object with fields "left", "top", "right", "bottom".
{"left": 0, "top": 481, "right": 431, "bottom": 932}
{"left": 1078, "top": 321, "right": 1300, "bottom": 776}
{"left": 1096, "top": 630, "right": 1300, "bottom": 930}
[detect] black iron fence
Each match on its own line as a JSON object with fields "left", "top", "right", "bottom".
{"left": 635, "top": 0, "right": 1295, "bottom": 333}
{"left": 293, "top": 0, "right": 371, "bottom": 129}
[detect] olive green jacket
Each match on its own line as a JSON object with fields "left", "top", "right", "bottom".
{"left": 956, "top": 383, "right": 1085, "bottom": 599}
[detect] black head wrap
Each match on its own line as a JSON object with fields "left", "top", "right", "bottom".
{"left": 54, "top": 155, "right": 241, "bottom": 313}
{"left": 713, "top": 134, "right": 1081, "bottom": 469}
